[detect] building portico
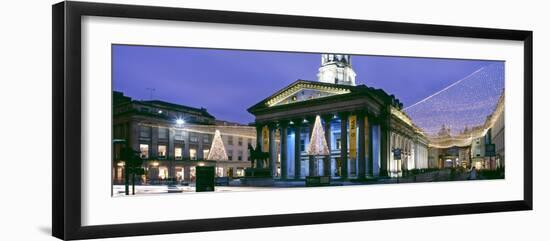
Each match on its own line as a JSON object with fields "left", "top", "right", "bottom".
{"left": 248, "top": 80, "right": 403, "bottom": 180}
{"left": 247, "top": 54, "right": 428, "bottom": 181}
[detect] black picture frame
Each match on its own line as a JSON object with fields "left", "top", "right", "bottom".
{"left": 52, "top": 1, "right": 533, "bottom": 240}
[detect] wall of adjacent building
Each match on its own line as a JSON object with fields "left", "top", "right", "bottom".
{"left": 415, "top": 143, "right": 429, "bottom": 169}
{"left": 492, "top": 105, "right": 505, "bottom": 165}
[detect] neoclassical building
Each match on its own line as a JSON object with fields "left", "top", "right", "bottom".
{"left": 247, "top": 54, "right": 428, "bottom": 179}
{"left": 112, "top": 91, "right": 256, "bottom": 184}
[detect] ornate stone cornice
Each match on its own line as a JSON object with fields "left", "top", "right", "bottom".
{"left": 266, "top": 82, "right": 351, "bottom": 107}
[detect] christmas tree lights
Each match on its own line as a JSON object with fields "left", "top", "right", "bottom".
{"left": 307, "top": 115, "right": 330, "bottom": 156}
{"left": 207, "top": 129, "right": 229, "bottom": 161}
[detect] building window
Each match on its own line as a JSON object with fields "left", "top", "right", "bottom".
{"left": 190, "top": 166, "right": 196, "bottom": 179}
{"left": 176, "top": 167, "right": 184, "bottom": 181}
{"left": 175, "top": 129, "right": 184, "bottom": 141}
{"left": 336, "top": 137, "right": 341, "bottom": 150}
{"left": 203, "top": 149, "right": 210, "bottom": 159}
{"left": 139, "top": 144, "right": 149, "bottom": 159}
{"left": 158, "top": 145, "right": 167, "bottom": 159}
{"left": 158, "top": 166, "right": 168, "bottom": 179}
{"left": 238, "top": 150, "right": 243, "bottom": 161}
{"left": 203, "top": 134, "right": 210, "bottom": 143}
{"left": 175, "top": 147, "right": 182, "bottom": 160}
{"left": 216, "top": 167, "right": 224, "bottom": 177}
{"left": 189, "top": 148, "right": 197, "bottom": 160}
{"left": 158, "top": 128, "right": 168, "bottom": 140}
{"left": 238, "top": 137, "right": 243, "bottom": 146}
{"left": 116, "top": 167, "right": 123, "bottom": 181}
{"left": 300, "top": 139, "right": 305, "bottom": 152}
{"left": 485, "top": 129, "right": 492, "bottom": 143}
{"left": 227, "top": 149, "right": 233, "bottom": 161}
{"left": 248, "top": 138, "right": 252, "bottom": 147}
{"left": 190, "top": 133, "right": 198, "bottom": 143}
{"left": 228, "top": 136, "right": 233, "bottom": 145}
{"left": 139, "top": 126, "right": 151, "bottom": 138}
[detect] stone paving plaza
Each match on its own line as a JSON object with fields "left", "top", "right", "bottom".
{"left": 112, "top": 169, "right": 495, "bottom": 197}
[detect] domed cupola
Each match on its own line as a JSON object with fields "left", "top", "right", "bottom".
{"left": 317, "top": 54, "right": 356, "bottom": 86}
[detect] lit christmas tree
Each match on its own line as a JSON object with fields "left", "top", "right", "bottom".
{"left": 207, "top": 130, "right": 229, "bottom": 161}
{"left": 307, "top": 115, "right": 330, "bottom": 156}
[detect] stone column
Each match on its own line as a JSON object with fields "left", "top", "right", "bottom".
{"left": 322, "top": 115, "right": 332, "bottom": 177}
{"left": 197, "top": 133, "right": 204, "bottom": 160}
{"left": 168, "top": 128, "right": 175, "bottom": 178}
{"left": 183, "top": 131, "right": 190, "bottom": 159}
{"left": 184, "top": 165, "right": 191, "bottom": 181}
{"left": 269, "top": 123, "right": 277, "bottom": 177}
{"left": 357, "top": 111, "right": 366, "bottom": 179}
{"left": 280, "top": 121, "right": 288, "bottom": 179}
{"left": 168, "top": 129, "right": 175, "bottom": 159}
{"left": 405, "top": 139, "right": 410, "bottom": 170}
{"left": 168, "top": 162, "right": 175, "bottom": 179}
{"left": 367, "top": 114, "right": 374, "bottom": 177}
{"left": 414, "top": 141, "right": 419, "bottom": 169}
{"left": 151, "top": 126, "right": 158, "bottom": 157}
{"left": 339, "top": 112, "right": 349, "bottom": 179}
{"left": 379, "top": 114, "right": 390, "bottom": 177}
{"left": 293, "top": 119, "right": 302, "bottom": 179}
{"left": 129, "top": 121, "right": 139, "bottom": 152}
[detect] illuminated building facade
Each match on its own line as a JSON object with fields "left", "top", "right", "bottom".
{"left": 247, "top": 54, "right": 429, "bottom": 179}
{"left": 112, "top": 91, "right": 256, "bottom": 184}
{"left": 427, "top": 92, "right": 504, "bottom": 170}
{"left": 469, "top": 94, "right": 505, "bottom": 170}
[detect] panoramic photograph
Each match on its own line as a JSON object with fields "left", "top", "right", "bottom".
{"left": 111, "top": 45, "right": 505, "bottom": 196}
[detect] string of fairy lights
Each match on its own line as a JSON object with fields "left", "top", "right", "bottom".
{"left": 404, "top": 63, "right": 505, "bottom": 146}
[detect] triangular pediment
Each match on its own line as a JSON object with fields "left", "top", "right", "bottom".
{"left": 265, "top": 82, "right": 351, "bottom": 107}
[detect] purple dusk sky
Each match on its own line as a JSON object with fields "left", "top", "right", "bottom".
{"left": 113, "top": 45, "right": 503, "bottom": 125}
